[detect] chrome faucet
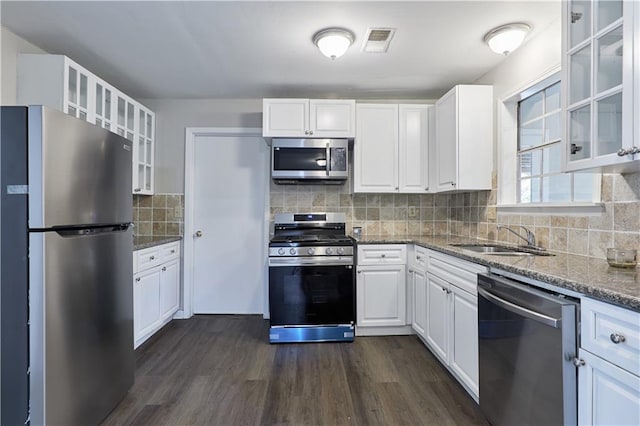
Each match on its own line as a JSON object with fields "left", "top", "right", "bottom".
{"left": 497, "top": 225, "right": 541, "bottom": 249}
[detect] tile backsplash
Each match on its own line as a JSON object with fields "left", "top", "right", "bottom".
{"left": 270, "top": 171, "right": 640, "bottom": 260}
{"left": 133, "top": 193, "right": 184, "bottom": 238}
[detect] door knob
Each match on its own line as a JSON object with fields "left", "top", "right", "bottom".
{"left": 195, "top": 230, "right": 203, "bottom": 237}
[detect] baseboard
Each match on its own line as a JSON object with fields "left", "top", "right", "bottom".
{"left": 355, "top": 325, "right": 415, "bottom": 336}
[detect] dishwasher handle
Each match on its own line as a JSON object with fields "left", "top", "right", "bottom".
{"left": 477, "top": 286, "right": 562, "bottom": 328}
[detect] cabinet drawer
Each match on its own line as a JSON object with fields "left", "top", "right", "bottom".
{"left": 358, "top": 244, "right": 407, "bottom": 265}
{"left": 134, "top": 246, "right": 161, "bottom": 273}
{"left": 159, "top": 242, "right": 180, "bottom": 262}
{"left": 427, "top": 249, "right": 486, "bottom": 295}
{"left": 134, "top": 241, "right": 180, "bottom": 273}
{"left": 581, "top": 298, "right": 640, "bottom": 376}
{"left": 413, "top": 245, "right": 428, "bottom": 270}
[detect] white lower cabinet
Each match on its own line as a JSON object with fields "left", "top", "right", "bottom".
{"left": 357, "top": 264, "right": 406, "bottom": 327}
{"left": 134, "top": 267, "right": 161, "bottom": 341}
{"left": 159, "top": 259, "right": 180, "bottom": 319}
{"left": 449, "top": 284, "right": 479, "bottom": 397}
{"left": 422, "top": 249, "right": 485, "bottom": 401}
{"left": 133, "top": 241, "right": 181, "bottom": 348}
{"left": 578, "top": 349, "right": 640, "bottom": 426}
{"left": 356, "top": 244, "right": 411, "bottom": 335}
{"left": 425, "top": 273, "right": 449, "bottom": 361}
{"left": 411, "top": 268, "right": 427, "bottom": 337}
{"left": 577, "top": 297, "right": 640, "bottom": 425}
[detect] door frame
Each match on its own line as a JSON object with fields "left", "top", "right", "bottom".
{"left": 180, "top": 127, "right": 268, "bottom": 319}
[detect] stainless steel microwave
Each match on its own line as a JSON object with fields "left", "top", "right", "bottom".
{"left": 271, "top": 138, "right": 348, "bottom": 184}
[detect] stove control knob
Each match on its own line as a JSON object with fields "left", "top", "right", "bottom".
{"left": 277, "top": 248, "right": 285, "bottom": 256}
{"left": 337, "top": 247, "right": 345, "bottom": 255}
{"left": 326, "top": 248, "right": 334, "bottom": 255}
{"left": 307, "top": 248, "right": 315, "bottom": 255}
{"left": 289, "top": 248, "right": 296, "bottom": 255}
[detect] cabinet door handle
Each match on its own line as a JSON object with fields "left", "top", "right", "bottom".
{"left": 170, "top": 249, "right": 175, "bottom": 254}
{"left": 309, "top": 130, "right": 313, "bottom": 135}
{"left": 149, "top": 255, "right": 155, "bottom": 260}
{"left": 134, "top": 188, "right": 141, "bottom": 192}
{"left": 572, "top": 358, "right": 585, "bottom": 367}
{"left": 381, "top": 254, "right": 386, "bottom": 258}
{"left": 610, "top": 333, "right": 626, "bottom": 344}
{"left": 162, "top": 266, "right": 166, "bottom": 272}
{"left": 135, "top": 277, "right": 141, "bottom": 282}
{"left": 357, "top": 270, "right": 361, "bottom": 274}
{"left": 416, "top": 256, "right": 422, "bottom": 260}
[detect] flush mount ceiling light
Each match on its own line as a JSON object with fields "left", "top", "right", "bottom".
{"left": 313, "top": 28, "right": 355, "bottom": 60}
{"left": 483, "top": 23, "right": 531, "bottom": 56}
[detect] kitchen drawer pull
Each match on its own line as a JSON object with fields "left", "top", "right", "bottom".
{"left": 162, "top": 266, "right": 166, "bottom": 272}
{"left": 135, "top": 277, "right": 141, "bottom": 282}
{"left": 149, "top": 255, "right": 155, "bottom": 260}
{"left": 610, "top": 333, "right": 626, "bottom": 344}
{"left": 380, "top": 254, "right": 386, "bottom": 258}
{"left": 170, "top": 249, "right": 175, "bottom": 254}
{"left": 416, "top": 255, "right": 422, "bottom": 260}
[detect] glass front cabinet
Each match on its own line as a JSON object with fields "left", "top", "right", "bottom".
{"left": 562, "top": 0, "right": 639, "bottom": 172}
{"left": 17, "top": 54, "right": 156, "bottom": 194}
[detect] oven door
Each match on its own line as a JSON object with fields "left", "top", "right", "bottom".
{"left": 269, "top": 258, "right": 354, "bottom": 326}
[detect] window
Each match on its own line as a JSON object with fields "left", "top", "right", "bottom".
{"left": 517, "top": 80, "right": 593, "bottom": 203}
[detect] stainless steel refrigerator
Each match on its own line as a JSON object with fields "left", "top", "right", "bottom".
{"left": 1, "top": 106, "right": 134, "bottom": 425}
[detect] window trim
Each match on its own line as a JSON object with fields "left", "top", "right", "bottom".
{"left": 496, "top": 66, "right": 601, "bottom": 213}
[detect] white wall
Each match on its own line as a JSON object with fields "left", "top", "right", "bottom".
{"left": 474, "top": 17, "right": 561, "bottom": 102}
{"left": 473, "top": 16, "right": 561, "bottom": 201}
{"left": 1, "top": 26, "right": 47, "bottom": 105}
{"left": 139, "top": 98, "right": 262, "bottom": 193}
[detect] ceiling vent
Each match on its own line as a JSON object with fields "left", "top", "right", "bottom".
{"left": 362, "top": 27, "right": 396, "bottom": 53}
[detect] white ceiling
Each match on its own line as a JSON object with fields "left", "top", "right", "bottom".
{"left": 1, "top": 1, "right": 560, "bottom": 100}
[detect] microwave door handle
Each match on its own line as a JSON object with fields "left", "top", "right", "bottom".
{"left": 326, "top": 143, "right": 330, "bottom": 176}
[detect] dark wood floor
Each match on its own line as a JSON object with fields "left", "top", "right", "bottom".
{"left": 103, "top": 315, "right": 488, "bottom": 426}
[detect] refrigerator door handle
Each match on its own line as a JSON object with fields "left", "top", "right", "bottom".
{"left": 54, "top": 223, "right": 131, "bottom": 237}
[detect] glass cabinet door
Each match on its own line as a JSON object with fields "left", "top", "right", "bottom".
{"left": 564, "top": 0, "right": 632, "bottom": 170}
{"left": 65, "top": 64, "right": 89, "bottom": 121}
{"left": 95, "top": 83, "right": 113, "bottom": 130}
{"left": 133, "top": 108, "right": 154, "bottom": 194}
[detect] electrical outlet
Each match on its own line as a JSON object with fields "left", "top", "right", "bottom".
{"left": 174, "top": 206, "right": 183, "bottom": 219}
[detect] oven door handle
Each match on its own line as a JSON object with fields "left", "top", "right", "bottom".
{"left": 269, "top": 257, "right": 353, "bottom": 267}
{"left": 477, "top": 287, "right": 561, "bottom": 328}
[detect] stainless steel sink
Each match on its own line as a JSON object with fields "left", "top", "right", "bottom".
{"left": 450, "top": 244, "right": 553, "bottom": 256}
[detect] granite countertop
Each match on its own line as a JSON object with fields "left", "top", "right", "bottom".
{"left": 134, "top": 236, "right": 182, "bottom": 251}
{"left": 356, "top": 235, "right": 640, "bottom": 312}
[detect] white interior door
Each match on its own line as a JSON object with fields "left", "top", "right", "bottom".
{"left": 192, "top": 134, "right": 268, "bottom": 314}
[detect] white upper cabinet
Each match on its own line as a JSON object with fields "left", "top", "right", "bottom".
{"left": 262, "top": 98, "right": 355, "bottom": 138}
{"left": 17, "top": 54, "right": 156, "bottom": 195}
{"left": 355, "top": 104, "right": 399, "bottom": 192}
{"left": 309, "top": 100, "right": 356, "bottom": 138}
{"left": 399, "top": 105, "right": 431, "bottom": 192}
{"left": 434, "top": 85, "right": 493, "bottom": 192}
{"left": 562, "top": 0, "right": 639, "bottom": 172}
{"left": 354, "top": 103, "right": 431, "bottom": 193}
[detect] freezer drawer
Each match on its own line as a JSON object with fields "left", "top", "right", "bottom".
{"left": 29, "top": 226, "right": 134, "bottom": 426}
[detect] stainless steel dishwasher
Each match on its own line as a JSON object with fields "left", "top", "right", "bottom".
{"left": 477, "top": 273, "right": 579, "bottom": 426}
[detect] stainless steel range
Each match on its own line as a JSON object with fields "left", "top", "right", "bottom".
{"left": 268, "top": 213, "right": 355, "bottom": 343}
